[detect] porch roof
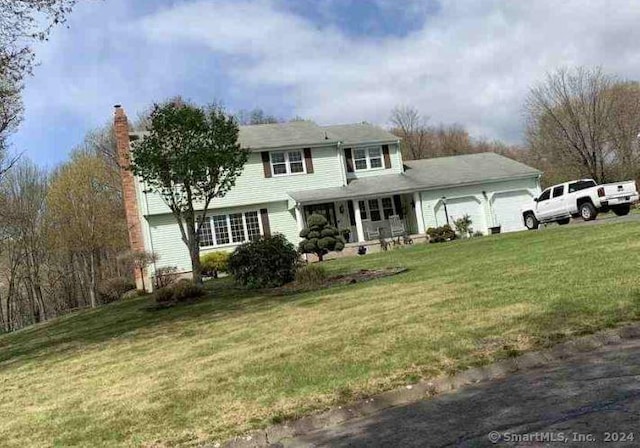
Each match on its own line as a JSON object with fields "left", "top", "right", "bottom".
{"left": 288, "top": 152, "right": 541, "bottom": 204}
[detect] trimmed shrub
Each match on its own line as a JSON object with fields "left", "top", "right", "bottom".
{"left": 171, "top": 279, "right": 205, "bottom": 302}
{"left": 154, "top": 266, "right": 179, "bottom": 289}
{"left": 426, "top": 225, "right": 457, "bottom": 243}
{"left": 201, "top": 251, "right": 229, "bottom": 278}
{"left": 298, "top": 214, "right": 345, "bottom": 261}
{"left": 154, "top": 287, "right": 175, "bottom": 305}
{"left": 228, "top": 234, "right": 300, "bottom": 288}
{"left": 295, "top": 264, "right": 328, "bottom": 287}
{"left": 99, "top": 277, "right": 136, "bottom": 304}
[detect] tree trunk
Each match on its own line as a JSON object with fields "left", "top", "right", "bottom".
{"left": 87, "top": 252, "right": 98, "bottom": 308}
{"left": 190, "top": 241, "right": 203, "bottom": 285}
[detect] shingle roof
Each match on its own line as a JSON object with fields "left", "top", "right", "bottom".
{"left": 321, "top": 123, "right": 399, "bottom": 145}
{"left": 288, "top": 153, "right": 541, "bottom": 203}
{"left": 237, "top": 122, "right": 399, "bottom": 150}
{"left": 238, "top": 121, "right": 337, "bottom": 150}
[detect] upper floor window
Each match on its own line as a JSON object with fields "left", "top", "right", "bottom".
{"left": 199, "top": 210, "right": 262, "bottom": 247}
{"left": 353, "top": 147, "right": 383, "bottom": 171}
{"left": 271, "top": 150, "right": 305, "bottom": 176}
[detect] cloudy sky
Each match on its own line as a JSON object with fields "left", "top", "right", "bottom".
{"left": 10, "top": 0, "right": 640, "bottom": 167}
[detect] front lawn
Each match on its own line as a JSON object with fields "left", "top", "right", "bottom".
{"left": 1, "top": 221, "right": 639, "bottom": 447}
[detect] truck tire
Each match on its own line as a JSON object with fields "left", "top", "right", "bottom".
{"left": 612, "top": 204, "right": 631, "bottom": 216}
{"left": 557, "top": 218, "right": 570, "bottom": 225}
{"left": 524, "top": 213, "right": 539, "bottom": 230}
{"left": 579, "top": 202, "right": 598, "bottom": 221}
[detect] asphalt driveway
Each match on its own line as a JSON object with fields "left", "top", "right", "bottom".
{"left": 283, "top": 338, "right": 640, "bottom": 447}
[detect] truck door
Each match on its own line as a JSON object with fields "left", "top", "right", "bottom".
{"left": 535, "top": 188, "right": 552, "bottom": 220}
{"left": 547, "top": 184, "right": 567, "bottom": 217}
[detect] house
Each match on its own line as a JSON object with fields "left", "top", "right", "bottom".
{"left": 114, "top": 106, "right": 541, "bottom": 286}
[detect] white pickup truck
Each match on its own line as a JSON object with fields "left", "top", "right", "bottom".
{"left": 522, "top": 179, "right": 639, "bottom": 229}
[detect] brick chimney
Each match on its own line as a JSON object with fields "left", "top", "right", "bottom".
{"left": 114, "top": 105, "right": 147, "bottom": 290}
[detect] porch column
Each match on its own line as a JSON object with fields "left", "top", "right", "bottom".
{"left": 352, "top": 199, "right": 365, "bottom": 242}
{"left": 413, "top": 191, "right": 426, "bottom": 234}
{"left": 295, "top": 204, "right": 304, "bottom": 233}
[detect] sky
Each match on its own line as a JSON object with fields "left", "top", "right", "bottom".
{"left": 9, "top": 0, "right": 640, "bottom": 168}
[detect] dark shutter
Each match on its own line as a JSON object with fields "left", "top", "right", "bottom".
{"left": 344, "top": 148, "right": 354, "bottom": 173}
{"left": 347, "top": 201, "right": 356, "bottom": 226}
{"left": 382, "top": 145, "right": 391, "bottom": 169}
{"left": 260, "top": 208, "right": 271, "bottom": 237}
{"left": 393, "top": 195, "right": 404, "bottom": 219}
{"left": 261, "top": 152, "right": 272, "bottom": 178}
{"left": 303, "top": 148, "right": 314, "bottom": 173}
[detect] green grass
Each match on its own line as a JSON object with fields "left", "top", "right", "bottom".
{"left": 2, "top": 221, "right": 640, "bottom": 447}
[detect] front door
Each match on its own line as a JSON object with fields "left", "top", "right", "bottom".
{"left": 304, "top": 203, "right": 338, "bottom": 227}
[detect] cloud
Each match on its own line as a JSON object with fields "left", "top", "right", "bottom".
{"left": 138, "top": 0, "right": 640, "bottom": 142}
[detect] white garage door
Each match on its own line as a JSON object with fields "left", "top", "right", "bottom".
{"left": 434, "top": 196, "right": 486, "bottom": 233}
{"left": 491, "top": 190, "right": 533, "bottom": 233}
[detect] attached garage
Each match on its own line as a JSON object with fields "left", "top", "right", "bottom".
{"left": 490, "top": 190, "right": 535, "bottom": 232}
{"left": 433, "top": 196, "right": 487, "bottom": 233}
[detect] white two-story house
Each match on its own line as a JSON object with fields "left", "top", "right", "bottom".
{"left": 114, "top": 106, "right": 541, "bottom": 284}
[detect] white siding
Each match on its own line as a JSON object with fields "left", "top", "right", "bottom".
{"left": 141, "top": 145, "right": 346, "bottom": 216}
{"left": 147, "top": 201, "right": 298, "bottom": 274}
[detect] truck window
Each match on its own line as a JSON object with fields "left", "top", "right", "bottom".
{"left": 552, "top": 185, "right": 564, "bottom": 197}
{"left": 538, "top": 189, "right": 551, "bottom": 202}
{"left": 568, "top": 180, "right": 596, "bottom": 193}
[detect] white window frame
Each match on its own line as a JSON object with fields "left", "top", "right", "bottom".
{"left": 270, "top": 150, "right": 306, "bottom": 176}
{"left": 359, "top": 197, "right": 396, "bottom": 222}
{"left": 353, "top": 146, "right": 384, "bottom": 171}
{"left": 200, "top": 210, "right": 264, "bottom": 248}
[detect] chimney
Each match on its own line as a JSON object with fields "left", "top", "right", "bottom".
{"left": 114, "top": 105, "right": 147, "bottom": 290}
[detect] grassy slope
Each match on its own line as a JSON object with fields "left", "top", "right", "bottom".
{"left": 1, "top": 221, "right": 640, "bottom": 447}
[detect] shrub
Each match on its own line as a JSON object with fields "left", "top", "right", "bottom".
{"left": 201, "top": 251, "right": 229, "bottom": 278}
{"left": 98, "top": 277, "right": 136, "bottom": 304}
{"left": 453, "top": 214, "right": 473, "bottom": 238}
{"left": 153, "top": 279, "right": 205, "bottom": 306}
{"left": 298, "top": 214, "right": 345, "bottom": 261}
{"left": 228, "top": 234, "right": 300, "bottom": 288}
{"left": 171, "top": 279, "right": 205, "bottom": 302}
{"left": 426, "top": 225, "right": 457, "bottom": 243}
{"left": 472, "top": 230, "right": 484, "bottom": 238}
{"left": 154, "top": 266, "right": 179, "bottom": 289}
{"left": 295, "top": 264, "right": 328, "bottom": 287}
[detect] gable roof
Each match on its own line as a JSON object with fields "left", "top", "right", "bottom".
{"left": 288, "top": 152, "right": 540, "bottom": 203}
{"left": 321, "top": 123, "right": 399, "bottom": 145}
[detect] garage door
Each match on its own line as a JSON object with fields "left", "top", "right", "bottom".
{"left": 434, "top": 196, "right": 486, "bottom": 233}
{"left": 491, "top": 190, "right": 533, "bottom": 233}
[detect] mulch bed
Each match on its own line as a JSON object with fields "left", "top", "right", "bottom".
{"left": 271, "top": 267, "right": 408, "bottom": 295}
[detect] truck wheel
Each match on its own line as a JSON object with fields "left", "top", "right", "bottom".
{"left": 557, "top": 218, "right": 570, "bottom": 225}
{"left": 524, "top": 213, "right": 539, "bottom": 230}
{"left": 612, "top": 204, "right": 631, "bottom": 216}
{"left": 579, "top": 202, "right": 598, "bottom": 221}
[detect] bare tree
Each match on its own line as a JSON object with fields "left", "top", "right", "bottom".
{"left": 525, "top": 67, "right": 618, "bottom": 183}
{"left": 389, "top": 105, "right": 431, "bottom": 160}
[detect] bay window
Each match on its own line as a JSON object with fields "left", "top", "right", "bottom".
{"left": 199, "top": 210, "right": 262, "bottom": 247}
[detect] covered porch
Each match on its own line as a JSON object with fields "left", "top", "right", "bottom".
{"left": 290, "top": 191, "right": 426, "bottom": 243}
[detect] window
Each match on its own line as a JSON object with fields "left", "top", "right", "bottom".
{"left": 229, "top": 213, "right": 245, "bottom": 243}
{"left": 538, "top": 189, "right": 551, "bottom": 202}
{"left": 245, "top": 211, "right": 261, "bottom": 241}
{"left": 354, "top": 149, "right": 368, "bottom": 170}
{"left": 368, "top": 199, "right": 381, "bottom": 222}
{"left": 353, "top": 146, "right": 385, "bottom": 171}
{"left": 201, "top": 211, "right": 263, "bottom": 247}
{"left": 198, "top": 220, "right": 214, "bottom": 247}
{"left": 270, "top": 150, "right": 306, "bottom": 176}
{"left": 359, "top": 197, "right": 396, "bottom": 221}
{"left": 552, "top": 185, "right": 564, "bottom": 198}
{"left": 358, "top": 200, "right": 367, "bottom": 220}
{"left": 381, "top": 197, "right": 395, "bottom": 219}
{"left": 568, "top": 180, "right": 597, "bottom": 193}
{"left": 213, "top": 215, "right": 230, "bottom": 245}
